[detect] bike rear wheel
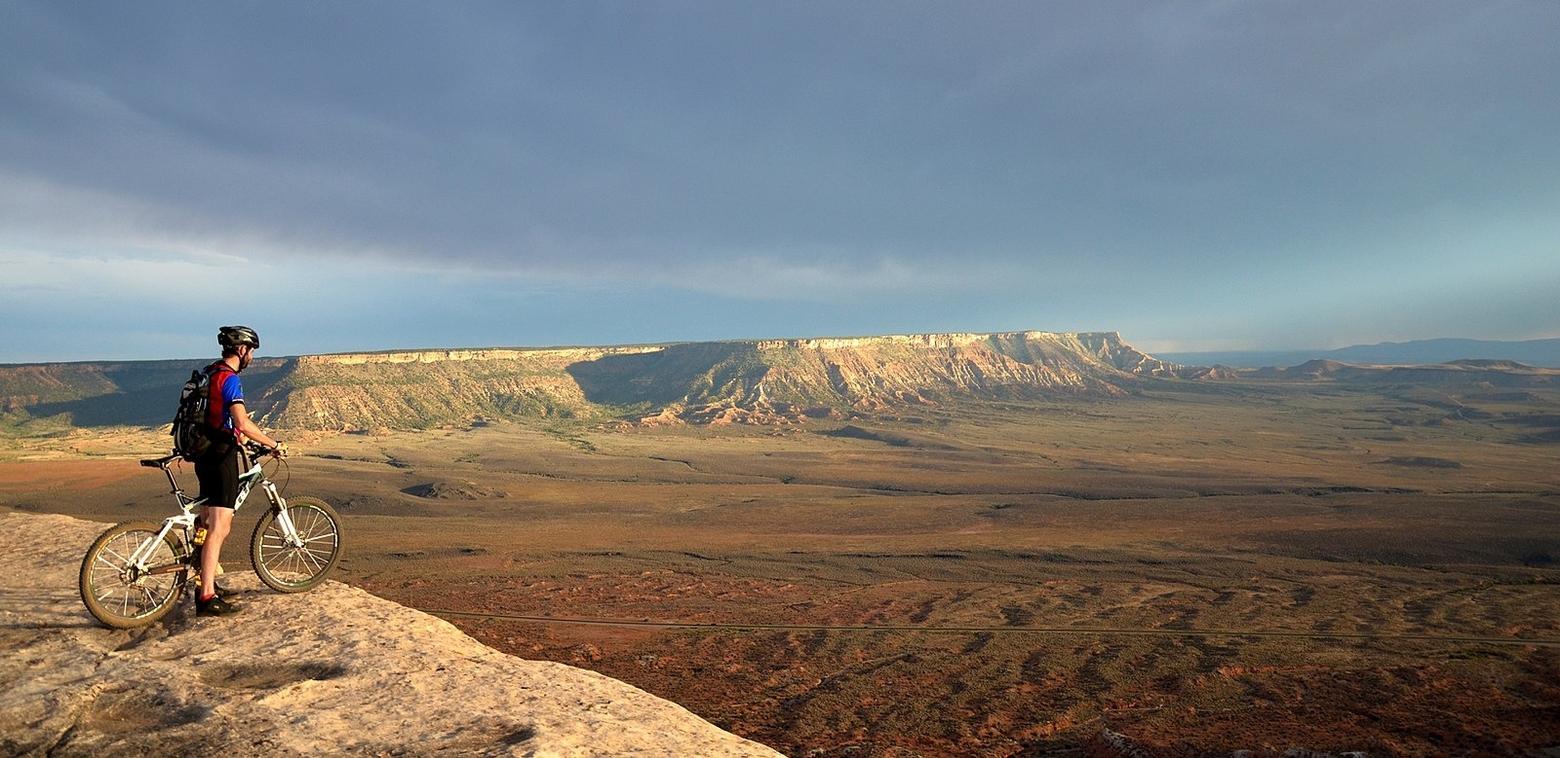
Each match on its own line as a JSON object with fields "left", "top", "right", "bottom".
{"left": 79, "top": 521, "right": 187, "bottom": 628}
{"left": 250, "top": 496, "right": 342, "bottom": 593}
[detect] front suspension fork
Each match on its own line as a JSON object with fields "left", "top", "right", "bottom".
{"left": 265, "top": 482, "right": 304, "bottom": 547}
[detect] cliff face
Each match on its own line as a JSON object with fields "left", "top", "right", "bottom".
{"left": 0, "top": 511, "right": 780, "bottom": 756}
{"left": 257, "top": 347, "right": 661, "bottom": 429}
{"left": 269, "top": 331, "right": 1181, "bottom": 428}
{"left": 0, "top": 331, "right": 1181, "bottom": 430}
{"left": 746, "top": 331, "right": 1176, "bottom": 410}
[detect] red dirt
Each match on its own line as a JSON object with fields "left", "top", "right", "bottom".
{"left": 0, "top": 460, "right": 142, "bottom": 490}
{"left": 365, "top": 576, "right": 1560, "bottom": 756}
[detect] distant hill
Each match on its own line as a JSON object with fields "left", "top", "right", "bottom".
{"left": 1242, "top": 358, "right": 1557, "bottom": 388}
{"left": 1159, "top": 337, "right": 1560, "bottom": 369}
{"left": 0, "top": 331, "right": 1181, "bottom": 431}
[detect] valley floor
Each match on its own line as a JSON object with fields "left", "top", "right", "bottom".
{"left": 3, "top": 382, "right": 1558, "bottom": 755}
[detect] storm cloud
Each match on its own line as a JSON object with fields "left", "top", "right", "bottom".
{"left": 2, "top": 2, "right": 1557, "bottom": 360}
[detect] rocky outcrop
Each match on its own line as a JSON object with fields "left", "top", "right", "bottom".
{"left": 0, "top": 511, "right": 779, "bottom": 756}
{"left": 1179, "top": 365, "right": 1241, "bottom": 381}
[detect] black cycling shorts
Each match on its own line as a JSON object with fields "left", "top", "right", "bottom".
{"left": 195, "top": 440, "right": 240, "bottom": 509}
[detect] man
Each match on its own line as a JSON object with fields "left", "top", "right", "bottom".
{"left": 194, "top": 325, "right": 285, "bottom": 617}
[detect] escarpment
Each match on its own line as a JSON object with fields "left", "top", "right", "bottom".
{"left": 6, "top": 331, "right": 1553, "bottom": 432}
{"left": 1, "top": 330, "right": 1185, "bottom": 430}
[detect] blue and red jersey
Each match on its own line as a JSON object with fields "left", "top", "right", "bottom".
{"left": 204, "top": 362, "right": 244, "bottom": 440}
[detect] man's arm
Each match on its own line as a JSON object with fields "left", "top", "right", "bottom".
{"left": 230, "top": 402, "right": 280, "bottom": 451}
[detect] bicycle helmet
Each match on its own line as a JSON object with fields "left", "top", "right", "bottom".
{"left": 217, "top": 325, "right": 260, "bottom": 350}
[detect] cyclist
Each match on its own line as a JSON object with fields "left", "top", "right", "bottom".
{"left": 194, "top": 325, "right": 285, "bottom": 617}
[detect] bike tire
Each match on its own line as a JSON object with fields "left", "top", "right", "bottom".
{"left": 250, "top": 495, "right": 343, "bottom": 593}
{"left": 79, "top": 521, "right": 187, "bottom": 629}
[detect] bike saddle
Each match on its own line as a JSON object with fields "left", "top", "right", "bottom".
{"left": 140, "top": 454, "right": 179, "bottom": 468}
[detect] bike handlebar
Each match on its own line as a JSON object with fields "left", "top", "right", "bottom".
{"left": 139, "top": 443, "right": 284, "bottom": 469}
{"left": 245, "top": 441, "right": 287, "bottom": 459}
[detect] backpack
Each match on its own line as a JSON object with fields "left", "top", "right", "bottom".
{"left": 171, "top": 364, "right": 234, "bottom": 461}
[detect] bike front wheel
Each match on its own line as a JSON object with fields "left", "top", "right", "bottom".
{"left": 250, "top": 495, "right": 343, "bottom": 592}
{"left": 79, "top": 521, "right": 187, "bottom": 628}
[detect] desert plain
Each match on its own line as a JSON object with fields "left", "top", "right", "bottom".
{"left": 2, "top": 376, "right": 1558, "bottom": 755}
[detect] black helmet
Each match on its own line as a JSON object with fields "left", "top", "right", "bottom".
{"left": 218, "top": 325, "right": 260, "bottom": 350}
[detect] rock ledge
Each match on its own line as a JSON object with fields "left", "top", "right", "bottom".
{"left": 0, "top": 511, "right": 779, "bottom": 757}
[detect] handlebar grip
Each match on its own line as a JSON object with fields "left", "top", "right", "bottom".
{"left": 247, "top": 442, "right": 285, "bottom": 458}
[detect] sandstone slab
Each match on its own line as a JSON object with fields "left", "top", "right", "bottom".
{"left": 0, "top": 511, "right": 779, "bottom": 757}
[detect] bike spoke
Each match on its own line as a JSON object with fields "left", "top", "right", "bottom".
{"left": 301, "top": 509, "right": 324, "bottom": 537}
{"left": 287, "top": 515, "right": 308, "bottom": 544}
{"left": 113, "top": 533, "right": 144, "bottom": 555}
{"left": 263, "top": 535, "right": 305, "bottom": 581}
{"left": 101, "top": 544, "right": 132, "bottom": 566}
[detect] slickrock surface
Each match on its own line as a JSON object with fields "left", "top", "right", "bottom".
{"left": 0, "top": 511, "right": 780, "bottom": 757}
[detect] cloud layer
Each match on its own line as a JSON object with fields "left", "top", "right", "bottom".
{"left": 2, "top": 2, "right": 1557, "bottom": 360}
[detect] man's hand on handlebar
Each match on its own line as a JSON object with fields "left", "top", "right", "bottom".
{"left": 246, "top": 441, "right": 288, "bottom": 459}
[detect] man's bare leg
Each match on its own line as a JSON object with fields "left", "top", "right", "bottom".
{"left": 199, "top": 505, "right": 233, "bottom": 600}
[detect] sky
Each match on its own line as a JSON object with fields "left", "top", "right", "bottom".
{"left": 2, "top": 1, "right": 1557, "bottom": 362}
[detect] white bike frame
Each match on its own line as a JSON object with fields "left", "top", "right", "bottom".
{"left": 125, "top": 453, "right": 303, "bottom": 573}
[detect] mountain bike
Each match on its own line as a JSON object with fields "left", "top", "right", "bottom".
{"left": 78, "top": 443, "right": 343, "bottom": 628}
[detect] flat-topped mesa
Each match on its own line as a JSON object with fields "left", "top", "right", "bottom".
{"left": 748, "top": 330, "right": 1181, "bottom": 379}
{"left": 294, "top": 345, "right": 663, "bottom": 366}
{"left": 0, "top": 330, "right": 1186, "bottom": 430}
{"left": 752, "top": 330, "right": 1129, "bottom": 352}
{"left": 755, "top": 331, "right": 1020, "bottom": 350}
{"left": 735, "top": 330, "right": 1176, "bottom": 416}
